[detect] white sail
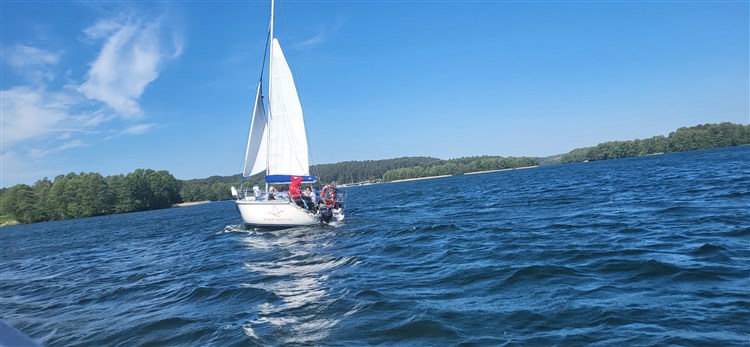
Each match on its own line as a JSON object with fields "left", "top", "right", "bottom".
{"left": 268, "top": 38, "right": 310, "bottom": 177}
{"left": 242, "top": 82, "right": 268, "bottom": 177}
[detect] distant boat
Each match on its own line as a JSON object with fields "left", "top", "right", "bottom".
{"left": 231, "top": 0, "right": 344, "bottom": 227}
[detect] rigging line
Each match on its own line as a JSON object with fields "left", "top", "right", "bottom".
{"left": 278, "top": 0, "right": 322, "bottom": 186}
{"left": 259, "top": 28, "right": 271, "bottom": 84}
{"left": 239, "top": 26, "right": 272, "bottom": 183}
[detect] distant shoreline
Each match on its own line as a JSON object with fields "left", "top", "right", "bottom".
{"left": 388, "top": 165, "right": 540, "bottom": 184}
{"left": 464, "top": 165, "right": 539, "bottom": 175}
{"left": 389, "top": 175, "right": 453, "bottom": 183}
{"left": 173, "top": 200, "right": 211, "bottom": 207}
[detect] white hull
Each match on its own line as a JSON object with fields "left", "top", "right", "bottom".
{"left": 235, "top": 199, "right": 319, "bottom": 227}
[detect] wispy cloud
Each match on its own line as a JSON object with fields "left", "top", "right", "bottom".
{"left": 78, "top": 16, "right": 183, "bottom": 119}
{"left": 29, "top": 139, "right": 88, "bottom": 158}
{"left": 0, "top": 87, "right": 74, "bottom": 148}
{"left": 1, "top": 44, "right": 62, "bottom": 83}
{"left": 293, "top": 16, "right": 346, "bottom": 50}
{"left": 1, "top": 9, "right": 182, "bottom": 181}
{"left": 3, "top": 44, "right": 61, "bottom": 67}
{"left": 104, "top": 123, "right": 159, "bottom": 140}
{"left": 122, "top": 123, "right": 157, "bottom": 135}
{"left": 295, "top": 29, "right": 327, "bottom": 49}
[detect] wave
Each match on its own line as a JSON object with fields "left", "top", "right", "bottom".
{"left": 502, "top": 265, "right": 583, "bottom": 287}
{"left": 370, "top": 317, "right": 461, "bottom": 344}
{"left": 587, "top": 259, "right": 681, "bottom": 278}
{"left": 692, "top": 243, "right": 728, "bottom": 255}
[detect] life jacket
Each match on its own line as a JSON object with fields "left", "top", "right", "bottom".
{"left": 320, "top": 184, "right": 337, "bottom": 207}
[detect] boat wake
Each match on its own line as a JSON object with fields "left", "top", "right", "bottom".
{"left": 237, "top": 225, "right": 352, "bottom": 344}
{"left": 221, "top": 224, "right": 248, "bottom": 234}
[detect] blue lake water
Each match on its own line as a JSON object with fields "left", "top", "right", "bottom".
{"left": 1, "top": 146, "right": 749, "bottom": 346}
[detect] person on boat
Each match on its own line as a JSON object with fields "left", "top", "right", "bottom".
{"left": 302, "top": 186, "right": 314, "bottom": 199}
{"left": 267, "top": 185, "right": 277, "bottom": 200}
{"left": 301, "top": 186, "right": 316, "bottom": 211}
{"left": 320, "top": 184, "right": 336, "bottom": 208}
{"left": 319, "top": 183, "right": 338, "bottom": 223}
{"left": 289, "top": 176, "right": 305, "bottom": 207}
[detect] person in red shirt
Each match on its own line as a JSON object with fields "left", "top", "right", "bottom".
{"left": 289, "top": 176, "right": 303, "bottom": 202}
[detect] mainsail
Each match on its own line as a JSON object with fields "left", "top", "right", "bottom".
{"left": 267, "top": 38, "right": 310, "bottom": 178}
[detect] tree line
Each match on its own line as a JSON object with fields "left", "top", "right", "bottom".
{"left": 381, "top": 156, "right": 540, "bottom": 182}
{"left": 310, "top": 157, "right": 445, "bottom": 184}
{"left": 559, "top": 122, "right": 749, "bottom": 163}
{"left": 180, "top": 174, "right": 243, "bottom": 203}
{"left": 2, "top": 122, "right": 748, "bottom": 224}
{"left": 1, "top": 169, "right": 181, "bottom": 224}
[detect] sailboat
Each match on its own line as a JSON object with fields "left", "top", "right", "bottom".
{"left": 231, "top": 0, "right": 345, "bottom": 228}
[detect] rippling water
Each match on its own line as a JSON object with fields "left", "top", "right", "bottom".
{"left": 2, "top": 146, "right": 749, "bottom": 346}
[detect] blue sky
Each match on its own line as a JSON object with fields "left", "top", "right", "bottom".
{"left": 2, "top": 0, "right": 748, "bottom": 187}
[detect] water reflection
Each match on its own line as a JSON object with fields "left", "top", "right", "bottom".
{"left": 239, "top": 228, "right": 343, "bottom": 344}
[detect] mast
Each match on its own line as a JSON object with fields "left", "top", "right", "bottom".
{"left": 265, "top": 0, "right": 274, "bottom": 183}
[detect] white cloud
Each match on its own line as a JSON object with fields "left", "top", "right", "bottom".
{"left": 71, "top": 111, "right": 115, "bottom": 128}
{"left": 83, "top": 19, "right": 123, "bottom": 40}
{"left": 0, "top": 87, "right": 71, "bottom": 148}
{"left": 122, "top": 123, "right": 157, "bottom": 135}
{"left": 295, "top": 29, "right": 326, "bottom": 49}
{"left": 29, "top": 139, "right": 88, "bottom": 158}
{"left": 104, "top": 123, "right": 159, "bottom": 140}
{"left": 293, "top": 16, "right": 346, "bottom": 50}
{"left": 1, "top": 10, "right": 182, "bottom": 186}
{"left": 78, "top": 16, "right": 182, "bottom": 119}
{"left": 3, "top": 44, "right": 60, "bottom": 66}
{"left": 1, "top": 44, "right": 62, "bottom": 83}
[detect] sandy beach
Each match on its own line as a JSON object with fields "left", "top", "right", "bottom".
{"left": 463, "top": 165, "right": 539, "bottom": 175}
{"left": 173, "top": 200, "right": 211, "bottom": 207}
{"left": 388, "top": 175, "right": 453, "bottom": 183}
{"left": 387, "top": 166, "right": 540, "bottom": 184}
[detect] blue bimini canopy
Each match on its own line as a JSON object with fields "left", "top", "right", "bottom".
{"left": 265, "top": 175, "right": 317, "bottom": 184}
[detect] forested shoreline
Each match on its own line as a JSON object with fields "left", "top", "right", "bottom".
{"left": 2, "top": 122, "right": 748, "bottom": 225}
{"left": 1, "top": 169, "right": 182, "bottom": 224}
{"left": 560, "top": 122, "right": 749, "bottom": 163}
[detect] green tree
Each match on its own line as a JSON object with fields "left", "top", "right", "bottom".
{"left": 145, "top": 170, "right": 182, "bottom": 208}
{"left": 46, "top": 174, "right": 69, "bottom": 220}
{"left": 79, "top": 172, "right": 115, "bottom": 216}
{"left": 0, "top": 184, "right": 38, "bottom": 223}
{"left": 31, "top": 178, "right": 53, "bottom": 221}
